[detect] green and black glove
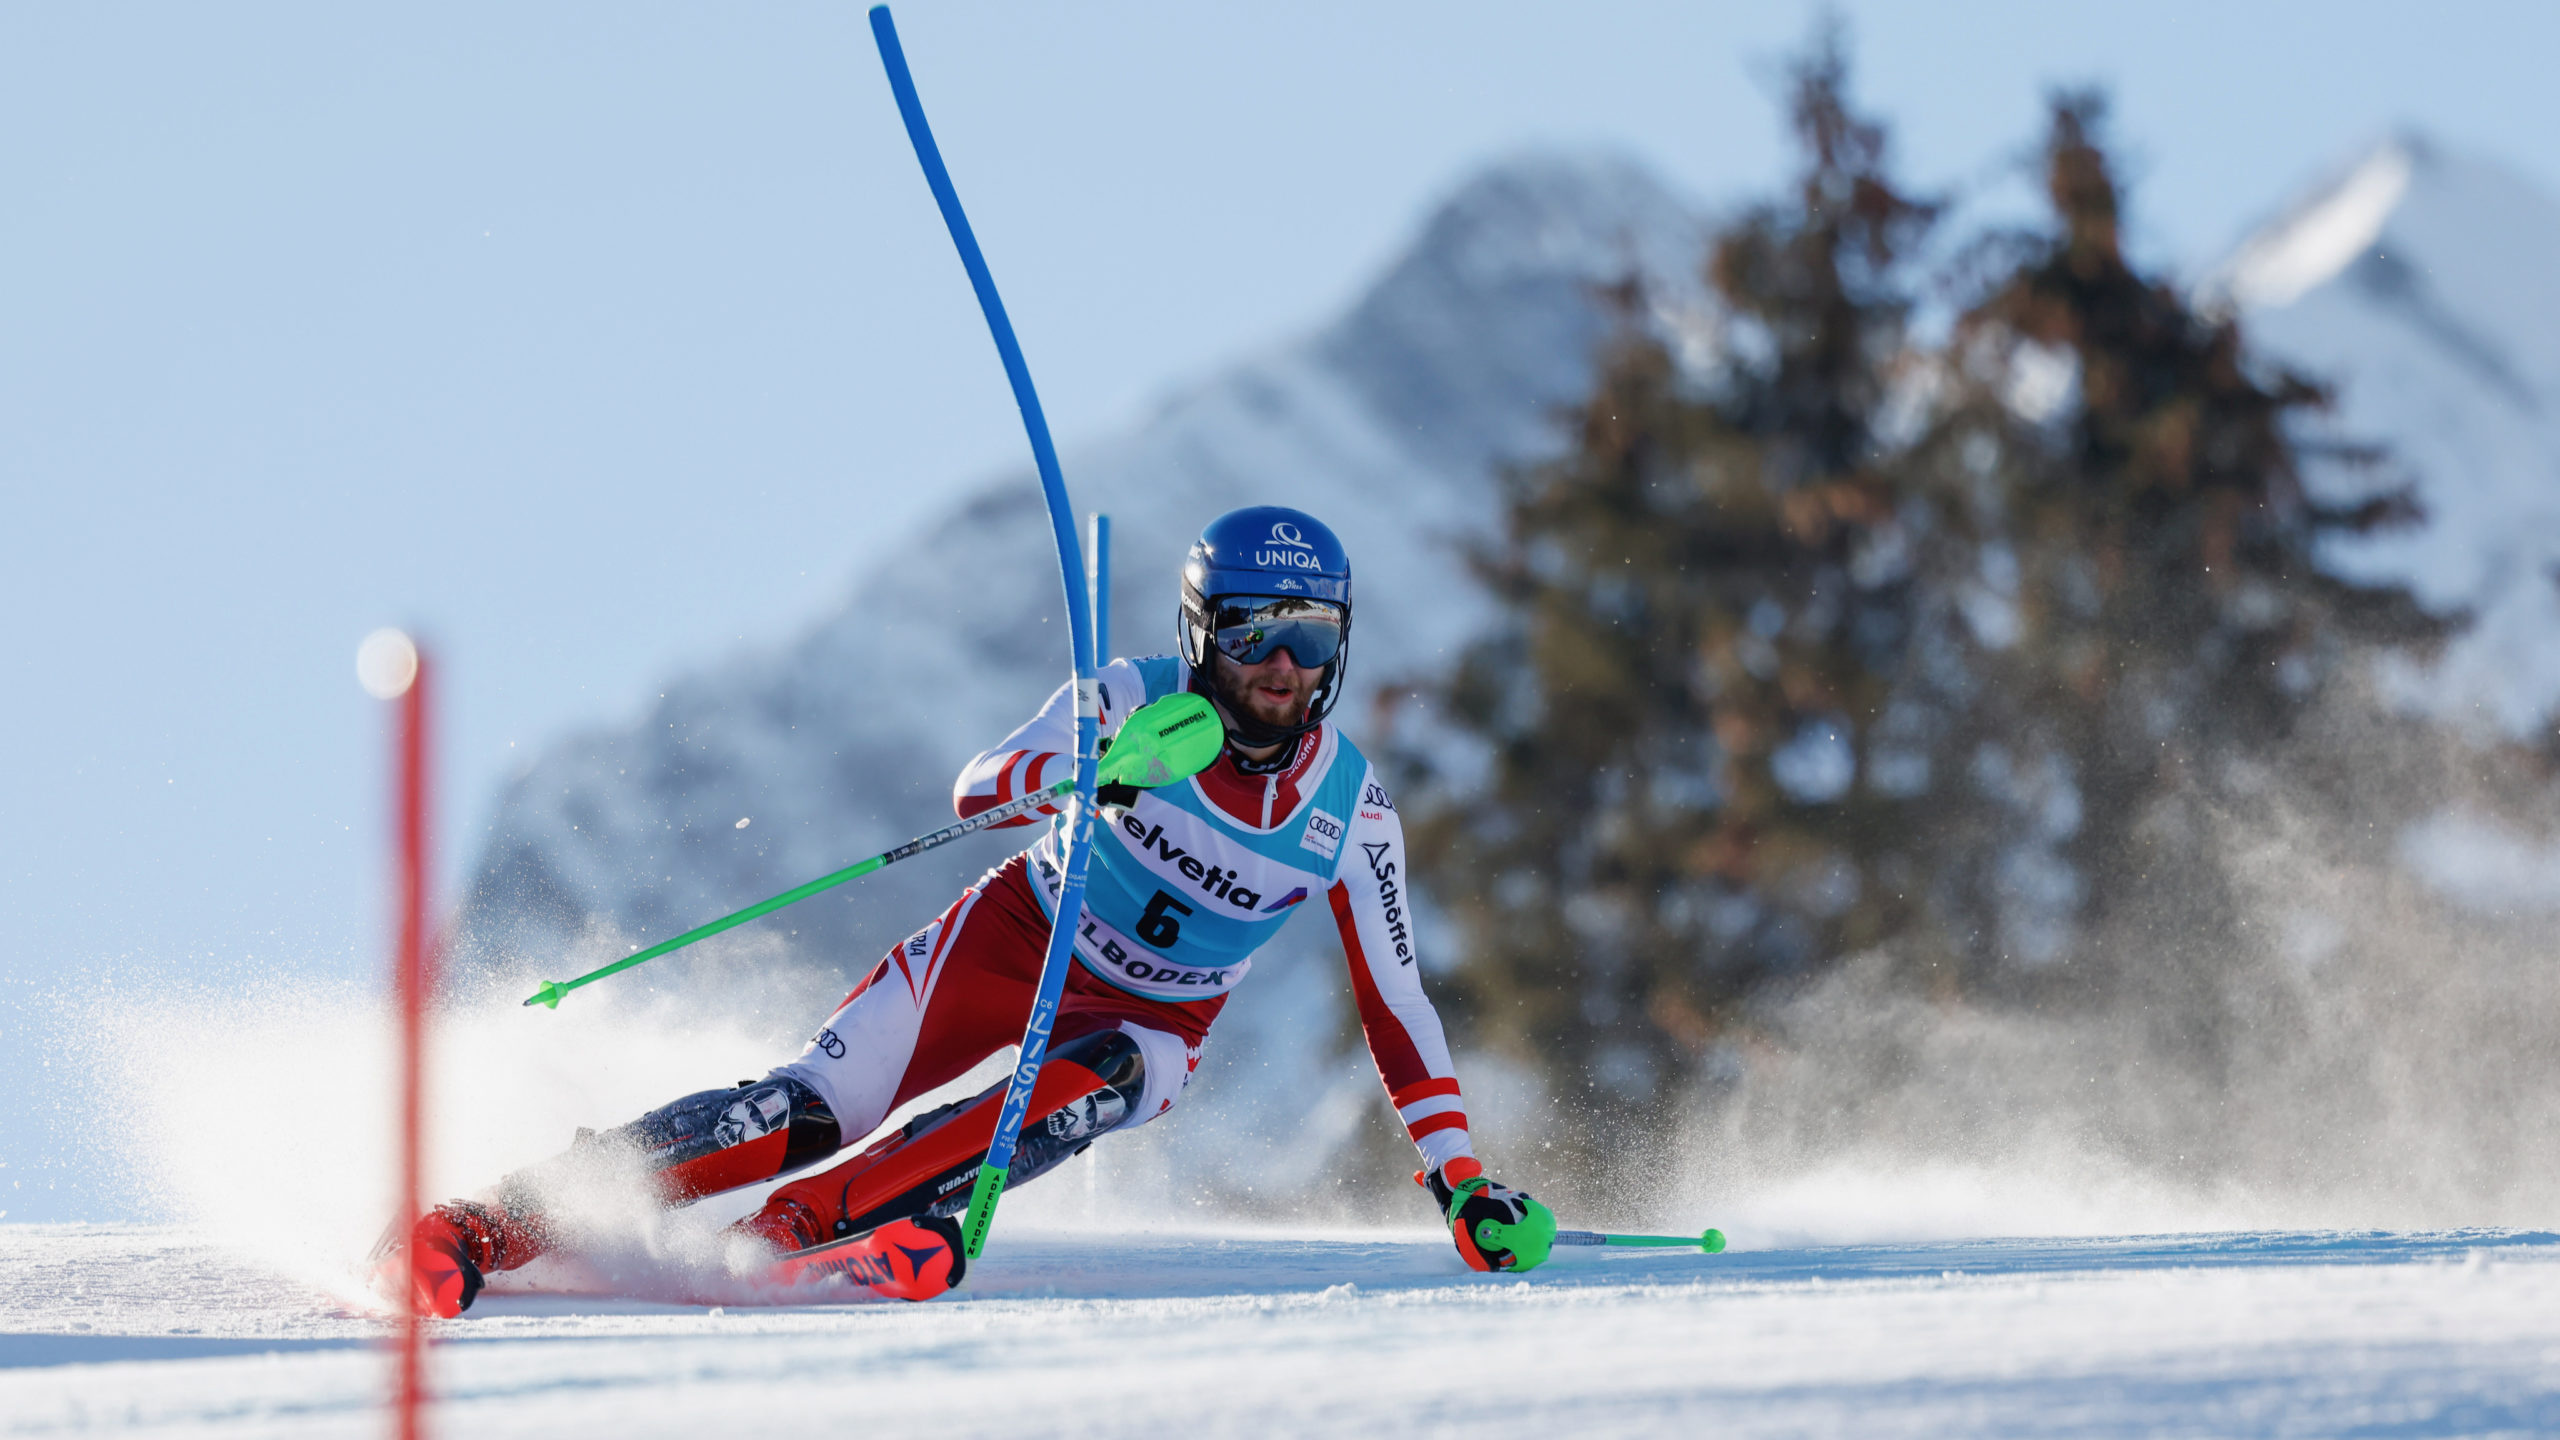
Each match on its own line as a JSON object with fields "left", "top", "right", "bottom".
{"left": 1418, "top": 1156, "right": 1556, "bottom": 1273}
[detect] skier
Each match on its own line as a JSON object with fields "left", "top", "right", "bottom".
{"left": 389, "top": 505, "right": 1553, "bottom": 1315}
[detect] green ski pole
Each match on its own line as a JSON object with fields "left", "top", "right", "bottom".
{"left": 1552, "top": 1227, "right": 1727, "bottom": 1252}
{"left": 522, "top": 691, "right": 1224, "bottom": 1010}
{"left": 520, "top": 779, "right": 1067, "bottom": 1010}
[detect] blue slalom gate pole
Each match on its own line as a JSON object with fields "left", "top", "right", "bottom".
{"left": 1089, "top": 514, "right": 1111, "bottom": 660}
{"left": 868, "top": 4, "right": 1099, "bottom": 1262}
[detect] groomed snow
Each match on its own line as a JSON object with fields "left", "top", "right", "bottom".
{"left": 7, "top": 1225, "right": 2558, "bottom": 1437}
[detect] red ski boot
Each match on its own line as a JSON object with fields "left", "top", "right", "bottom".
{"left": 763, "top": 1213, "right": 968, "bottom": 1302}
{"left": 369, "top": 1200, "right": 536, "bottom": 1318}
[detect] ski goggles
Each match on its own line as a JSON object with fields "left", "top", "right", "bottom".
{"left": 1209, "top": 597, "right": 1346, "bottom": 668}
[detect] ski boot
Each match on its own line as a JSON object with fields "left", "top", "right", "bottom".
{"left": 369, "top": 1200, "right": 524, "bottom": 1319}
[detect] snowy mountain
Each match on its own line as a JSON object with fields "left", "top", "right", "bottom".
{"left": 2210, "top": 133, "right": 2560, "bottom": 736}
{"left": 453, "top": 151, "right": 1707, "bottom": 1191}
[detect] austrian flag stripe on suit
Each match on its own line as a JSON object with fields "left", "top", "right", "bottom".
{"left": 1391, "top": 1077, "right": 1469, "bottom": 1143}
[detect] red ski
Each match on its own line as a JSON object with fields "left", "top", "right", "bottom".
{"left": 764, "top": 1212, "right": 968, "bottom": 1302}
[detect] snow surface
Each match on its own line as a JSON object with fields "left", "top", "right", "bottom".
{"left": 7, "top": 1224, "right": 2559, "bottom": 1437}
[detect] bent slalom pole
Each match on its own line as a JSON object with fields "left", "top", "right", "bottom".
{"left": 1553, "top": 1227, "right": 1728, "bottom": 1253}
{"left": 520, "top": 693, "right": 1221, "bottom": 1010}
{"left": 869, "top": 2, "right": 1103, "bottom": 1263}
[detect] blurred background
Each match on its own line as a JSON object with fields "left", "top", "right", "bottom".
{"left": 6, "top": 1, "right": 2558, "bottom": 1234}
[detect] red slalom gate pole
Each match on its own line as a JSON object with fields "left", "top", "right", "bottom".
{"left": 397, "top": 648, "right": 429, "bottom": 1439}
{"left": 362, "top": 629, "right": 433, "bottom": 1440}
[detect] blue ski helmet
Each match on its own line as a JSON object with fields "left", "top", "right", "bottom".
{"left": 1180, "top": 506, "right": 1353, "bottom": 745}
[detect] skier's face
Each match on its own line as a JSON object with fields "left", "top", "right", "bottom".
{"left": 1212, "top": 648, "right": 1319, "bottom": 734}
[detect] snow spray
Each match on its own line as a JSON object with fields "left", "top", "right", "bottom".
{"left": 1665, "top": 700, "right": 2560, "bottom": 1242}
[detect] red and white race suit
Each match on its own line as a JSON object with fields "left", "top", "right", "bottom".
{"left": 418, "top": 656, "right": 1483, "bottom": 1298}
{"left": 775, "top": 653, "right": 1476, "bottom": 1174}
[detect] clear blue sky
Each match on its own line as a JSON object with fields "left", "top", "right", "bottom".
{"left": 4, "top": 1, "right": 2555, "bottom": 1219}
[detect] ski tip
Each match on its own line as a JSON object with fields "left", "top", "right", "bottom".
{"left": 1701, "top": 1228, "right": 1726, "bottom": 1254}
{"left": 523, "top": 982, "right": 565, "bottom": 1010}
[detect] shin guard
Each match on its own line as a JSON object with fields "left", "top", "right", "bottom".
{"left": 608, "top": 1074, "right": 843, "bottom": 1204}
{"left": 740, "top": 1028, "right": 1146, "bottom": 1254}
{"left": 417, "top": 1074, "right": 841, "bottom": 1296}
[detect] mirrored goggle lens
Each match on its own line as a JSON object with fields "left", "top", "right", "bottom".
{"left": 1210, "top": 600, "right": 1344, "bottom": 667}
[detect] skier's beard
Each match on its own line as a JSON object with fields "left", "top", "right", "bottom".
{"left": 1209, "top": 654, "right": 1318, "bottom": 737}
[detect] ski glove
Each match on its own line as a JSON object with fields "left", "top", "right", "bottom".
{"left": 1418, "top": 1156, "right": 1556, "bottom": 1273}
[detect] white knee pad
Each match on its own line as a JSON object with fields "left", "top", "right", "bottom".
{"left": 1114, "top": 1021, "right": 1201, "bottom": 1130}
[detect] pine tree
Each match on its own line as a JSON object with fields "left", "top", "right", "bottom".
{"left": 1916, "top": 93, "right": 2434, "bottom": 999}
{"left": 1405, "top": 35, "right": 1966, "bottom": 1141}
{"left": 1400, "top": 49, "right": 2436, "bottom": 1154}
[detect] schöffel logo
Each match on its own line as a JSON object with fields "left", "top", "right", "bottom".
{"left": 1363, "top": 841, "right": 1415, "bottom": 966}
